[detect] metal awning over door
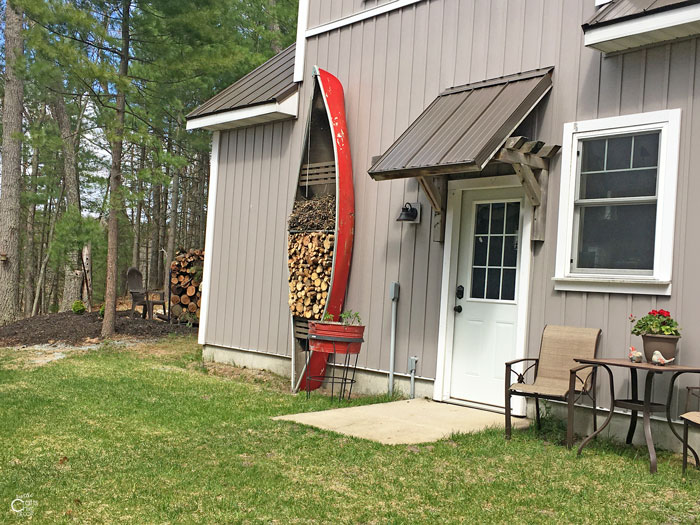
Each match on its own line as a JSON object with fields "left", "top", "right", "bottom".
{"left": 368, "top": 67, "right": 559, "bottom": 242}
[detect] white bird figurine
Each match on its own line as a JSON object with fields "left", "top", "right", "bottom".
{"left": 628, "top": 346, "right": 643, "bottom": 363}
{"left": 651, "top": 350, "right": 674, "bottom": 366}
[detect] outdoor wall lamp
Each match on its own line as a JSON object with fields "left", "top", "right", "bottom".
{"left": 396, "top": 202, "right": 420, "bottom": 224}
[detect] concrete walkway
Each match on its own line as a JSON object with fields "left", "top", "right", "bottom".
{"left": 273, "top": 398, "right": 530, "bottom": 444}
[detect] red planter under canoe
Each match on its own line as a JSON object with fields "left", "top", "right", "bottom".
{"left": 308, "top": 322, "right": 365, "bottom": 355}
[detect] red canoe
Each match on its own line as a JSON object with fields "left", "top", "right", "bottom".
{"left": 290, "top": 67, "right": 355, "bottom": 391}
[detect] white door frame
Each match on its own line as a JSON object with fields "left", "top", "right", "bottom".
{"left": 433, "top": 175, "right": 534, "bottom": 412}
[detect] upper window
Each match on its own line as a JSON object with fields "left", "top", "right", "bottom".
{"left": 555, "top": 110, "right": 681, "bottom": 295}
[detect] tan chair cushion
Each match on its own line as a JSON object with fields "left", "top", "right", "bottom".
{"left": 510, "top": 379, "right": 569, "bottom": 399}
{"left": 536, "top": 325, "right": 601, "bottom": 385}
{"left": 681, "top": 412, "right": 700, "bottom": 426}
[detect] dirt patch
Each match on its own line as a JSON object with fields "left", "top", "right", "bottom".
{"left": 0, "top": 311, "right": 195, "bottom": 347}
{"left": 196, "top": 361, "right": 290, "bottom": 392}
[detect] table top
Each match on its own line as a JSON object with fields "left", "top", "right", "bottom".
{"left": 575, "top": 357, "right": 700, "bottom": 373}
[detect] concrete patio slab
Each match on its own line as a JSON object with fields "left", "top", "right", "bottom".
{"left": 273, "top": 398, "right": 530, "bottom": 444}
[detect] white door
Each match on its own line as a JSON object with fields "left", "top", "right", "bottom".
{"left": 449, "top": 188, "right": 524, "bottom": 408}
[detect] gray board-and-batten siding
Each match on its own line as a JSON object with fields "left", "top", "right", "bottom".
{"left": 204, "top": 0, "right": 700, "bottom": 414}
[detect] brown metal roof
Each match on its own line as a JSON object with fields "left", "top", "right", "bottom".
{"left": 583, "top": 0, "right": 698, "bottom": 29}
{"left": 187, "top": 44, "right": 297, "bottom": 120}
{"left": 368, "top": 68, "right": 553, "bottom": 180}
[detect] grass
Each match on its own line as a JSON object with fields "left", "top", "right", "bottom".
{"left": 1, "top": 335, "right": 699, "bottom": 523}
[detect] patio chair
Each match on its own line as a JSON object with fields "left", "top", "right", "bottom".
{"left": 127, "top": 267, "right": 148, "bottom": 319}
{"left": 126, "top": 267, "right": 165, "bottom": 319}
{"left": 681, "top": 387, "right": 700, "bottom": 474}
{"left": 505, "top": 325, "right": 602, "bottom": 449}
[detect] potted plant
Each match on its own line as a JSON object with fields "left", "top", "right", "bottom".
{"left": 308, "top": 310, "right": 365, "bottom": 354}
{"left": 630, "top": 309, "right": 681, "bottom": 363}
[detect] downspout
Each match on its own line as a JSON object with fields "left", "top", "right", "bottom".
{"left": 389, "top": 282, "right": 400, "bottom": 396}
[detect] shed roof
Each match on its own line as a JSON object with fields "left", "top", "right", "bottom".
{"left": 583, "top": 0, "right": 698, "bottom": 29}
{"left": 187, "top": 44, "right": 297, "bottom": 120}
{"left": 368, "top": 68, "right": 553, "bottom": 180}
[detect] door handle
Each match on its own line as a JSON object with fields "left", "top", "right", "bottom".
{"left": 454, "top": 305, "right": 463, "bottom": 313}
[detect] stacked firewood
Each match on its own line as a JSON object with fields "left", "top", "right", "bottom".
{"left": 170, "top": 249, "right": 204, "bottom": 323}
{"left": 288, "top": 232, "right": 334, "bottom": 319}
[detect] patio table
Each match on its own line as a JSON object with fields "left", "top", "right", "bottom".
{"left": 574, "top": 357, "right": 700, "bottom": 474}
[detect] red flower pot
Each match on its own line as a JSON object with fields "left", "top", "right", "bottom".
{"left": 308, "top": 322, "right": 365, "bottom": 354}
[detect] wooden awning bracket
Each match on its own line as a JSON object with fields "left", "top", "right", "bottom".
{"left": 412, "top": 136, "right": 559, "bottom": 243}
{"left": 499, "top": 136, "right": 560, "bottom": 242}
{"left": 418, "top": 176, "right": 447, "bottom": 243}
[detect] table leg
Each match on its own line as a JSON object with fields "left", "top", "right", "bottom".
{"left": 643, "top": 371, "right": 657, "bottom": 474}
{"left": 340, "top": 351, "right": 351, "bottom": 401}
{"left": 626, "top": 369, "right": 638, "bottom": 445}
{"left": 683, "top": 420, "right": 689, "bottom": 475}
{"left": 348, "top": 353, "right": 359, "bottom": 400}
{"left": 667, "top": 371, "right": 700, "bottom": 468}
{"left": 578, "top": 365, "right": 615, "bottom": 455}
{"left": 305, "top": 350, "right": 311, "bottom": 400}
{"left": 330, "top": 343, "right": 336, "bottom": 401}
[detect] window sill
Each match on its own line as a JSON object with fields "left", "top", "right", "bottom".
{"left": 553, "top": 277, "right": 671, "bottom": 296}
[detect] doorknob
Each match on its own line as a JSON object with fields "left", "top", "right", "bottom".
{"left": 454, "top": 305, "right": 463, "bottom": 313}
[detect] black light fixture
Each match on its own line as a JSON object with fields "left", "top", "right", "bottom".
{"left": 397, "top": 202, "right": 420, "bottom": 223}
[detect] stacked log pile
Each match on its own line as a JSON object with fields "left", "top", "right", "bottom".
{"left": 288, "top": 233, "right": 334, "bottom": 319}
{"left": 288, "top": 194, "right": 335, "bottom": 320}
{"left": 170, "top": 249, "right": 204, "bottom": 323}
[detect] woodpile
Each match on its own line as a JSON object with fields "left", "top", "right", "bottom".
{"left": 288, "top": 232, "right": 334, "bottom": 320}
{"left": 288, "top": 194, "right": 335, "bottom": 231}
{"left": 169, "top": 248, "right": 204, "bottom": 323}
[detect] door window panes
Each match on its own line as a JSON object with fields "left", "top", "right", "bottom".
{"left": 470, "top": 202, "right": 520, "bottom": 301}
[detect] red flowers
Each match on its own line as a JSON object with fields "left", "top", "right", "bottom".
{"left": 649, "top": 309, "right": 670, "bottom": 317}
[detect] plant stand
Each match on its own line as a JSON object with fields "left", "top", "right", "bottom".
{"left": 305, "top": 333, "right": 364, "bottom": 401}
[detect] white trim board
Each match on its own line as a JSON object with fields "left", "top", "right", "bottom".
{"left": 584, "top": 3, "right": 700, "bottom": 53}
{"left": 198, "top": 131, "right": 220, "bottom": 345}
{"left": 554, "top": 109, "right": 681, "bottom": 296}
{"left": 294, "top": 0, "right": 310, "bottom": 82}
{"left": 433, "top": 175, "right": 532, "bottom": 415}
{"left": 305, "top": 0, "right": 426, "bottom": 38}
{"left": 186, "top": 92, "right": 298, "bottom": 131}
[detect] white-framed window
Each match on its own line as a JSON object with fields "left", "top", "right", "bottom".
{"left": 554, "top": 109, "right": 681, "bottom": 295}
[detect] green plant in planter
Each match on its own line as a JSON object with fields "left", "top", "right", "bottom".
{"left": 630, "top": 309, "right": 681, "bottom": 336}
{"left": 72, "top": 300, "right": 86, "bottom": 315}
{"left": 322, "top": 312, "right": 334, "bottom": 322}
{"left": 340, "top": 310, "right": 362, "bottom": 326}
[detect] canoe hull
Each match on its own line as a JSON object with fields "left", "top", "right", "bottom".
{"left": 295, "top": 68, "right": 355, "bottom": 391}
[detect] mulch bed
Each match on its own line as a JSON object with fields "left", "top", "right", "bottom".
{"left": 0, "top": 311, "right": 196, "bottom": 347}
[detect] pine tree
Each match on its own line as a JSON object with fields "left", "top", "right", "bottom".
{"left": 0, "top": 1, "right": 25, "bottom": 326}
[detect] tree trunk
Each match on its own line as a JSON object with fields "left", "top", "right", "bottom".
{"left": 160, "top": 183, "right": 168, "bottom": 286}
{"left": 0, "top": 1, "right": 24, "bottom": 326}
{"left": 24, "top": 142, "right": 39, "bottom": 317}
{"left": 53, "top": 95, "right": 84, "bottom": 312}
{"left": 82, "top": 243, "right": 93, "bottom": 311}
{"left": 200, "top": 152, "right": 209, "bottom": 248}
{"left": 32, "top": 196, "right": 60, "bottom": 317}
{"left": 132, "top": 144, "right": 145, "bottom": 270}
{"left": 166, "top": 163, "right": 179, "bottom": 287}
{"left": 102, "top": 0, "right": 131, "bottom": 338}
{"left": 149, "top": 182, "right": 161, "bottom": 289}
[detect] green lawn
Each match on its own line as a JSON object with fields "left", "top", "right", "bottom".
{"left": 1, "top": 336, "right": 699, "bottom": 523}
